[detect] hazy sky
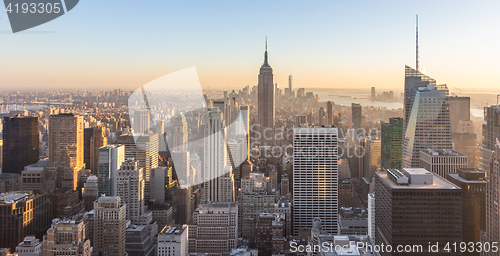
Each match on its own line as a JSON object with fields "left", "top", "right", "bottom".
{"left": 1, "top": 0, "right": 499, "bottom": 92}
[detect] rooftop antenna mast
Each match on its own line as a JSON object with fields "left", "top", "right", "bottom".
{"left": 416, "top": 14, "right": 419, "bottom": 72}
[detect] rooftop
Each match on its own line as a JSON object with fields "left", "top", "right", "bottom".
{"left": 421, "top": 149, "right": 466, "bottom": 157}
{"left": 0, "top": 191, "right": 30, "bottom": 203}
{"left": 377, "top": 170, "right": 459, "bottom": 190}
{"left": 159, "top": 225, "right": 187, "bottom": 235}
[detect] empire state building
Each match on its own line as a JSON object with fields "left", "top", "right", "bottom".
{"left": 257, "top": 40, "right": 275, "bottom": 146}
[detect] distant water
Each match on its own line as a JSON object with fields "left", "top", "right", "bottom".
{"left": 314, "top": 91, "right": 485, "bottom": 118}
{"left": 315, "top": 91, "right": 403, "bottom": 110}
{"left": 470, "top": 108, "right": 484, "bottom": 118}
{"left": 1, "top": 104, "right": 47, "bottom": 113}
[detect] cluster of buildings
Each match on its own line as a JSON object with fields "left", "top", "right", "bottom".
{"left": 0, "top": 36, "right": 499, "bottom": 256}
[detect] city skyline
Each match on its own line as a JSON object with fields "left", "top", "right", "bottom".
{"left": 1, "top": 1, "right": 500, "bottom": 255}
{"left": 1, "top": 1, "right": 499, "bottom": 91}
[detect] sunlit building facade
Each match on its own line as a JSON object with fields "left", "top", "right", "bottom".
{"left": 402, "top": 84, "right": 453, "bottom": 168}
{"left": 293, "top": 126, "right": 338, "bottom": 235}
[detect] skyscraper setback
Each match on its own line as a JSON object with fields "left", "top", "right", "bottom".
{"left": 115, "top": 159, "right": 145, "bottom": 220}
{"left": 403, "top": 66, "right": 437, "bottom": 135}
{"left": 257, "top": 39, "right": 275, "bottom": 146}
{"left": 2, "top": 116, "right": 39, "bottom": 175}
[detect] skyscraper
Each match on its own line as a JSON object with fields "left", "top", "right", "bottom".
{"left": 371, "top": 87, "right": 376, "bottom": 101}
{"left": 449, "top": 96, "right": 471, "bottom": 133}
{"left": 381, "top": 117, "right": 403, "bottom": 170}
{"left": 2, "top": 116, "right": 39, "bottom": 175}
{"left": 449, "top": 96, "right": 477, "bottom": 168}
{"left": 363, "top": 137, "right": 381, "bottom": 180}
{"left": 202, "top": 107, "right": 234, "bottom": 202}
{"left": 97, "top": 144, "right": 125, "bottom": 196}
{"left": 115, "top": 159, "right": 145, "bottom": 220}
{"left": 351, "top": 103, "right": 362, "bottom": 129}
{"left": 403, "top": 66, "right": 437, "bottom": 134}
{"left": 478, "top": 105, "right": 500, "bottom": 174}
{"left": 255, "top": 213, "right": 285, "bottom": 255}
{"left": 93, "top": 196, "right": 127, "bottom": 256}
{"left": 133, "top": 109, "right": 151, "bottom": 134}
{"left": 375, "top": 169, "right": 462, "bottom": 255}
{"left": 447, "top": 169, "right": 487, "bottom": 247}
{"left": 171, "top": 114, "right": 191, "bottom": 186}
{"left": 402, "top": 84, "right": 453, "bottom": 168}
{"left": 84, "top": 125, "right": 107, "bottom": 175}
{"left": 240, "top": 105, "right": 250, "bottom": 162}
{"left": 48, "top": 113, "right": 85, "bottom": 190}
{"left": 0, "top": 191, "right": 52, "bottom": 251}
{"left": 481, "top": 140, "right": 500, "bottom": 256}
{"left": 327, "top": 101, "right": 333, "bottom": 125}
{"left": 117, "top": 133, "right": 159, "bottom": 201}
{"left": 318, "top": 107, "right": 326, "bottom": 125}
{"left": 293, "top": 126, "right": 338, "bottom": 235}
{"left": 288, "top": 74, "right": 293, "bottom": 91}
{"left": 82, "top": 174, "right": 98, "bottom": 211}
{"left": 257, "top": 39, "right": 275, "bottom": 146}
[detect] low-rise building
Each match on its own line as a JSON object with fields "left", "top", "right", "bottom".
{"left": 41, "top": 219, "right": 91, "bottom": 256}
{"left": 158, "top": 225, "right": 188, "bottom": 256}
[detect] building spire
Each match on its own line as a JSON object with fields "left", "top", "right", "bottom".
{"left": 416, "top": 14, "right": 419, "bottom": 72}
{"left": 263, "top": 36, "right": 270, "bottom": 67}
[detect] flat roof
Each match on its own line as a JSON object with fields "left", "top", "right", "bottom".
{"left": 160, "top": 225, "right": 187, "bottom": 235}
{"left": 376, "top": 171, "right": 460, "bottom": 190}
{"left": 421, "top": 148, "right": 466, "bottom": 157}
{"left": 447, "top": 173, "right": 488, "bottom": 184}
{"left": 0, "top": 191, "right": 28, "bottom": 202}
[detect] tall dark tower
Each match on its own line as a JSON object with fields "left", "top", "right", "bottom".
{"left": 327, "top": 101, "right": 333, "bottom": 125}
{"left": 258, "top": 38, "right": 275, "bottom": 146}
{"left": 2, "top": 116, "right": 39, "bottom": 174}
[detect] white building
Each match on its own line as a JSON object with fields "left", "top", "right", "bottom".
{"left": 115, "top": 159, "right": 145, "bottom": 220}
{"left": 202, "top": 107, "right": 234, "bottom": 202}
{"left": 15, "top": 236, "right": 41, "bottom": 256}
{"left": 293, "top": 126, "right": 339, "bottom": 235}
{"left": 367, "top": 193, "right": 375, "bottom": 243}
{"left": 157, "top": 225, "right": 188, "bottom": 256}
{"left": 188, "top": 201, "right": 238, "bottom": 255}
{"left": 419, "top": 149, "right": 468, "bottom": 178}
